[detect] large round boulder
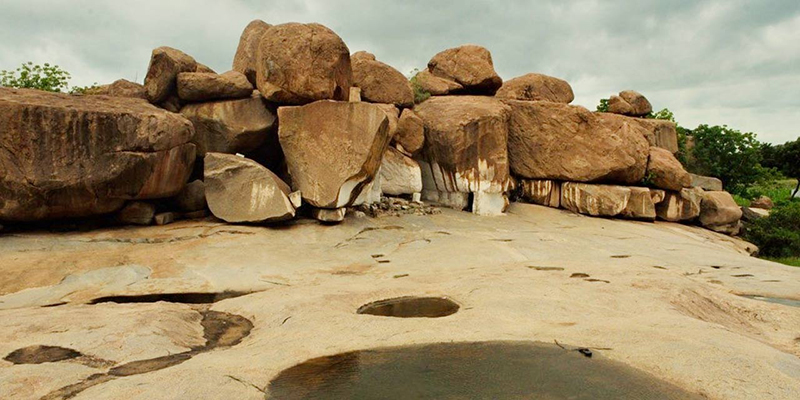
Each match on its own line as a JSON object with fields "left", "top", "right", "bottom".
{"left": 427, "top": 45, "right": 502, "bottom": 95}
{"left": 647, "top": 147, "right": 691, "bottom": 191}
{"left": 495, "top": 73, "right": 574, "bottom": 103}
{"left": 232, "top": 19, "right": 271, "bottom": 86}
{"left": 352, "top": 57, "right": 414, "bottom": 107}
{"left": 256, "top": 23, "right": 352, "bottom": 104}
{"left": 0, "top": 88, "right": 196, "bottom": 221}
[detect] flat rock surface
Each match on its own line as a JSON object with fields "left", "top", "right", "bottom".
{"left": 0, "top": 203, "right": 798, "bottom": 399}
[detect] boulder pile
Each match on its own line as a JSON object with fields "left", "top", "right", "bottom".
{"left": 0, "top": 19, "right": 743, "bottom": 235}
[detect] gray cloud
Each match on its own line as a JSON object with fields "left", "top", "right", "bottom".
{"left": 1, "top": 0, "right": 797, "bottom": 143}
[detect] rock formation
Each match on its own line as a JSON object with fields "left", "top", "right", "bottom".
{"left": 699, "top": 191, "right": 743, "bottom": 234}
{"left": 204, "top": 153, "right": 295, "bottom": 223}
{"left": 278, "top": 100, "right": 391, "bottom": 209}
{"left": 352, "top": 54, "right": 414, "bottom": 107}
{"left": 176, "top": 71, "right": 253, "bottom": 102}
{"left": 380, "top": 147, "right": 423, "bottom": 196}
{"left": 394, "top": 109, "right": 425, "bottom": 154}
{"left": 608, "top": 90, "right": 652, "bottom": 116}
{"left": 646, "top": 147, "right": 691, "bottom": 191}
{"left": 495, "top": 73, "right": 574, "bottom": 103}
{"left": 256, "top": 23, "right": 351, "bottom": 104}
{"left": 232, "top": 19, "right": 271, "bottom": 85}
{"left": 0, "top": 88, "right": 195, "bottom": 221}
{"left": 427, "top": 45, "right": 502, "bottom": 95}
{"left": 561, "top": 182, "right": 632, "bottom": 217}
{"left": 144, "top": 46, "right": 197, "bottom": 104}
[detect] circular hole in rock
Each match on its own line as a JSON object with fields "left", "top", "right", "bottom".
{"left": 267, "top": 341, "right": 704, "bottom": 399}
{"left": 4, "top": 345, "right": 82, "bottom": 365}
{"left": 357, "top": 296, "right": 459, "bottom": 318}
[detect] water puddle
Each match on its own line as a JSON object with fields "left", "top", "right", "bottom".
{"left": 267, "top": 341, "right": 703, "bottom": 399}
{"left": 89, "top": 291, "right": 253, "bottom": 305}
{"left": 357, "top": 296, "right": 459, "bottom": 318}
{"left": 741, "top": 295, "right": 800, "bottom": 308}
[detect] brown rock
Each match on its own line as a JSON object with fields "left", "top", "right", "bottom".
{"left": 256, "top": 23, "right": 351, "bottom": 104}
{"left": 607, "top": 95, "right": 635, "bottom": 115}
{"left": 394, "top": 109, "right": 425, "bottom": 154}
{"left": 700, "top": 191, "right": 743, "bottom": 231}
{"left": 621, "top": 187, "right": 658, "bottom": 220}
{"left": 0, "top": 88, "right": 196, "bottom": 221}
{"left": 690, "top": 174, "right": 723, "bottom": 191}
{"left": 656, "top": 187, "right": 704, "bottom": 222}
{"left": 380, "top": 147, "right": 422, "bottom": 196}
{"left": 204, "top": 153, "right": 295, "bottom": 223}
{"left": 94, "top": 79, "right": 146, "bottom": 99}
{"left": 619, "top": 90, "right": 652, "bottom": 116}
{"left": 413, "top": 69, "right": 463, "bottom": 96}
{"left": 630, "top": 118, "right": 679, "bottom": 153}
{"left": 232, "top": 19, "right": 271, "bottom": 86}
{"left": 351, "top": 51, "right": 376, "bottom": 62}
{"left": 117, "top": 202, "right": 156, "bottom": 225}
{"left": 504, "top": 100, "right": 649, "bottom": 184}
{"left": 750, "top": 196, "right": 774, "bottom": 210}
{"left": 495, "top": 73, "right": 574, "bottom": 103}
{"left": 352, "top": 58, "right": 414, "bottom": 107}
{"left": 180, "top": 93, "right": 276, "bottom": 156}
{"left": 647, "top": 147, "right": 691, "bottom": 191}
{"left": 278, "top": 101, "right": 391, "bottom": 208}
{"left": 310, "top": 207, "right": 346, "bottom": 223}
{"left": 174, "top": 180, "right": 206, "bottom": 212}
{"left": 519, "top": 179, "right": 561, "bottom": 208}
{"left": 374, "top": 103, "right": 400, "bottom": 138}
{"left": 428, "top": 45, "right": 502, "bottom": 94}
{"left": 415, "top": 96, "right": 511, "bottom": 215}
{"left": 195, "top": 63, "right": 216, "bottom": 74}
{"left": 741, "top": 206, "right": 769, "bottom": 221}
{"left": 144, "top": 46, "right": 197, "bottom": 104}
{"left": 153, "top": 212, "right": 178, "bottom": 226}
{"left": 561, "top": 182, "right": 631, "bottom": 217}
{"left": 176, "top": 71, "right": 253, "bottom": 102}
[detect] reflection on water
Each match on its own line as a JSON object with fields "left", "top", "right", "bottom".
{"left": 268, "top": 341, "right": 704, "bottom": 399}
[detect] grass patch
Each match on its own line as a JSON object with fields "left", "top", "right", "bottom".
{"left": 765, "top": 257, "right": 800, "bottom": 267}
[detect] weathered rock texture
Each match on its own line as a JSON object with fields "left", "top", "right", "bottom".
{"left": 232, "top": 19, "right": 271, "bottom": 86}
{"left": 180, "top": 93, "right": 276, "bottom": 156}
{"left": 174, "top": 180, "right": 206, "bottom": 212}
{"left": 0, "top": 88, "right": 196, "bottom": 221}
{"left": 413, "top": 69, "right": 463, "bottom": 95}
{"left": 352, "top": 57, "right": 414, "bottom": 107}
{"left": 505, "top": 101, "right": 649, "bottom": 184}
{"left": 427, "top": 45, "right": 502, "bottom": 95}
{"left": 204, "top": 153, "right": 295, "bottom": 223}
{"left": 700, "top": 191, "right": 743, "bottom": 232}
{"left": 495, "top": 73, "right": 574, "bottom": 103}
{"left": 561, "top": 182, "right": 632, "bottom": 217}
{"left": 608, "top": 90, "right": 652, "bottom": 116}
{"left": 351, "top": 51, "right": 376, "bottom": 62}
{"left": 116, "top": 202, "right": 156, "bottom": 225}
{"left": 176, "top": 71, "right": 253, "bottom": 102}
{"left": 380, "top": 147, "right": 422, "bottom": 196}
{"left": 144, "top": 46, "right": 197, "bottom": 104}
{"left": 647, "top": 147, "right": 691, "bottom": 191}
{"left": 278, "top": 100, "right": 391, "bottom": 208}
{"left": 656, "top": 187, "right": 704, "bottom": 222}
{"left": 394, "top": 109, "right": 425, "bottom": 154}
{"left": 519, "top": 179, "right": 561, "bottom": 208}
{"left": 750, "top": 196, "right": 774, "bottom": 210}
{"left": 256, "top": 23, "right": 351, "bottom": 104}
{"left": 690, "top": 173, "right": 723, "bottom": 191}
{"left": 93, "top": 79, "right": 147, "bottom": 99}
{"left": 415, "top": 96, "right": 511, "bottom": 215}
{"left": 620, "top": 187, "right": 663, "bottom": 220}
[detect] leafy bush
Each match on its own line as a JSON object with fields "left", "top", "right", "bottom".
{"left": 408, "top": 68, "right": 431, "bottom": 104}
{"left": 596, "top": 98, "right": 609, "bottom": 112}
{"left": 744, "top": 201, "right": 800, "bottom": 258}
{"left": 70, "top": 83, "right": 102, "bottom": 95}
{"left": 0, "top": 62, "right": 71, "bottom": 92}
{"left": 685, "top": 124, "right": 769, "bottom": 195}
{"left": 761, "top": 138, "right": 800, "bottom": 197}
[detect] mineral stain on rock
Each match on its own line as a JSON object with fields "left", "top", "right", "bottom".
{"left": 89, "top": 291, "right": 254, "bottom": 305}
{"left": 4, "top": 345, "right": 82, "bottom": 365}
{"left": 357, "top": 296, "right": 459, "bottom": 318}
{"left": 267, "top": 341, "right": 705, "bottom": 399}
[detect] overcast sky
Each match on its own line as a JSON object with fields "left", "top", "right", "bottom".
{"left": 1, "top": 0, "right": 798, "bottom": 144}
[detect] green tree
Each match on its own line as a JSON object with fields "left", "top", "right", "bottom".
{"left": 596, "top": 98, "right": 609, "bottom": 112}
{"left": 687, "top": 125, "right": 767, "bottom": 194}
{"left": 762, "top": 138, "right": 800, "bottom": 197}
{"left": 0, "top": 62, "right": 71, "bottom": 92}
{"left": 744, "top": 201, "right": 800, "bottom": 258}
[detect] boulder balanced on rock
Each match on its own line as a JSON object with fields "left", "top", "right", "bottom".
{"left": 505, "top": 101, "right": 649, "bottom": 184}
{"left": 0, "top": 88, "right": 196, "bottom": 221}
{"left": 608, "top": 90, "right": 652, "bottom": 117}
{"left": 495, "top": 73, "right": 574, "bottom": 103}
{"left": 256, "top": 23, "right": 352, "bottom": 104}
{"left": 144, "top": 46, "right": 197, "bottom": 104}
{"left": 646, "top": 147, "right": 691, "bottom": 191}
{"left": 427, "top": 45, "right": 502, "bottom": 95}
{"left": 204, "top": 153, "right": 296, "bottom": 223}
{"left": 176, "top": 71, "right": 253, "bottom": 102}
{"left": 351, "top": 54, "right": 414, "bottom": 107}
{"left": 278, "top": 100, "right": 391, "bottom": 209}
{"left": 415, "top": 96, "right": 511, "bottom": 215}
{"left": 232, "top": 19, "right": 271, "bottom": 86}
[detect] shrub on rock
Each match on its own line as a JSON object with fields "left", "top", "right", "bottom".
{"left": 256, "top": 23, "right": 351, "bottom": 104}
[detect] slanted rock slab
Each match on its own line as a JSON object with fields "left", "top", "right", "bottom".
{"left": 144, "top": 46, "right": 197, "bottom": 104}
{"left": 176, "top": 71, "right": 253, "bottom": 102}
{"left": 204, "top": 153, "right": 295, "bottom": 223}
{"left": 278, "top": 100, "right": 391, "bottom": 208}
{"left": 690, "top": 173, "right": 723, "bottom": 191}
